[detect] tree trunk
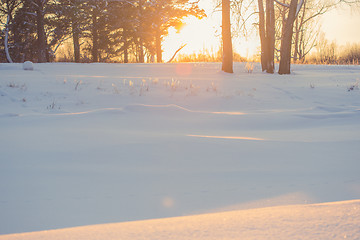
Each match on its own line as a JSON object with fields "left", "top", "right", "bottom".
{"left": 4, "top": 15, "right": 13, "bottom": 63}
{"left": 265, "top": 0, "right": 275, "bottom": 73}
{"left": 258, "top": 0, "right": 267, "bottom": 72}
{"left": 297, "top": 0, "right": 307, "bottom": 62}
{"left": 124, "top": 47, "right": 128, "bottom": 63}
{"left": 138, "top": 0, "right": 145, "bottom": 63}
{"left": 123, "top": 38, "right": 129, "bottom": 63}
{"left": 92, "top": 10, "right": 98, "bottom": 62}
{"left": 155, "top": 28, "right": 162, "bottom": 63}
{"left": 294, "top": 16, "right": 299, "bottom": 61}
{"left": 72, "top": 24, "right": 80, "bottom": 63}
{"left": 221, "top": 0, "right": 233, "bottom": 73}
{"left": 35, "top": 0, "right": 47, "bottom": 63}
{"left": 138, "top": 43, "right": 144, "bottom": 63}
{"left": 278, "top": 0, "right": 298, "bottom": 75}
{"left": 258, "top": 0, "right": 275, "bottom": 73}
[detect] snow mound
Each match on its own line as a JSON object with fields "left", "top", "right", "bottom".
{"left": 123, "top": 104, "right": 247, "bottom": 116}
{"left": 22, "top": 61, "right": 33, "bottom": 71}
{"left": 1, "top": 200, "right": 359, "bottom": 240}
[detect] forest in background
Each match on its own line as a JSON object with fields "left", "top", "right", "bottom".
{"left": 0, "top": 0, "right": 205, "bottom": 63}
{"left": 0, "top": 0, "right": 359, "bottom": 66}
{"left": 172, "top": 42, "right": 360, "bottom": 65}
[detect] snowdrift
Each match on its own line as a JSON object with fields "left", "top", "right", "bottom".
{"left": 1, "top": 62, "right": 359, "bottom": 238}
{"left": 1, "top": 200, "right": 359, "bottom": 240}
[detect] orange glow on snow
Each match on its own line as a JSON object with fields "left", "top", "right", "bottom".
{"left": 176, "top": 63, "right": 192, "bottom": 76}
{"left": 211, "top": 111, "right": 246, "bottom": 116}
{"left": 187, "top": 134, "right": 265, "bottom": 141}
{"left": 162, "top": 197, "right": 175, "bottom": 208}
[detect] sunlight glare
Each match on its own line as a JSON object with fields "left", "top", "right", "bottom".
{"left": 163, "top": 0, "right": 260, "bottom": 61}
{"left": 321, "top": 5, "right": 360, "bottom": 45}
{"left": 162, "top": 197, "right": 175, "bottom": 208}
{"left": 175, "top": 63, "right": 192, "bottom": 75}
{"left": 163, "top": 15, "right": 220, "bottom": 61}
{"left": 187, "top": 134, "right": 265, "bottom": 141}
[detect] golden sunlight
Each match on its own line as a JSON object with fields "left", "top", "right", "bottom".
{"left": 321, "top": 5, "right": 360, "bottom": 45}
{"left": 162, "top": 0, "right": 360, "bottom": 63}
{"left": 187, "top": 134, "right": 265, "bottom": 141}
{"left": 162, "top": 197, "right": 175, "bottom": 208}
{"left": 163, "top": 16, "right": 221, "bottom": 61}
{"left": 163, "top": 0, "right": 260, "bottom": 62}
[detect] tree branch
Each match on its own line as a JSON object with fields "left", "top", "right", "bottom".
{"left": 274, "top": 0, "right": 290, "bottom": 8}
{"left": 295, "top": 0, "right": 304, "bottom": 16}
{"left": 167, "top": 44, "right": 187, "bottom": 63}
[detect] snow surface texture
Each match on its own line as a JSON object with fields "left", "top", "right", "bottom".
{"left": 0, "top": 63, "right": 360, "bottom": 237}
{"left": 1, "top": 200, "right": 359, "bottom": 240}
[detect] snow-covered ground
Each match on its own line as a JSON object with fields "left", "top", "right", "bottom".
{"left": 0, "top": 62, "right": 359, "bottom": 238}
{"left": 2, "top": 200, "right": 360, "bottom": 240}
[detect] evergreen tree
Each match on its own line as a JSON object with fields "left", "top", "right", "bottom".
{"left": 9, "top": 0, "right": 52, "bottom": 62}
{"left": 107, "top": 0, "right": 138, "bottom": 63}
{"left": 10, "top": 0, "right": 37, "bottom": 62}
{"left": 51, "top": 0, "right": 87, "bottom": 62}
{"left": 2, "top": 0, "right": 206, "bottom": 63}
{"left": 82, "top": 0, "right": 109, "bottom": 62}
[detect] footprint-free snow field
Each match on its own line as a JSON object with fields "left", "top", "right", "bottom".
{"left": 1, "top": 63, "right": 359, "bottom": 238}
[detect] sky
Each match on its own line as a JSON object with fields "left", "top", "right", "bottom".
{"left": 322, "top": 5, "right": 360, "bottom": 45}
{"left": 162, "top": 0, "right": 360, "bottom": 61}
{"left": 162, "top": 0, "right": 222, "bottom": 61}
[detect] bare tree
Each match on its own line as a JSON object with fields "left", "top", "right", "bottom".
{"left": 258, "top": 0, "right": 275, "bottom": 73}
{"left": 0, "top": 0, "right": 21, "bottom": 63}
{"left": 278, "top": 0, "right": 299, "bottom": 74}
{"left": 277, "top": 0, "right": 359, "bottom": 73}
{"left": 222, "top": 0, "right": 233, "bottom": 73}
{"left": 293, "top": 0, "right": 335, "bottom": 62}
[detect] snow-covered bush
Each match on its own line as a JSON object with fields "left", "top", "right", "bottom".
{"left": 23, "top": 61, "right": 34, "bottom": 71}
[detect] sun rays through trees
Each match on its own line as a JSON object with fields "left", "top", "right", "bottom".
{"left": 0, "top": 0, "right": 359, "bottom": 66}
{"left": 0, "top": 0, "right": 205, "bottom": 63}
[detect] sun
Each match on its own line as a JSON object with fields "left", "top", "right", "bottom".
{"left": 162, "top": 0, "right": 260, "bottom": 62}
{"left": 162, "top": 16, "right": 221, "bottom": 61}
{"left": 162, "top": 0, "right": 221, "bottom": 61}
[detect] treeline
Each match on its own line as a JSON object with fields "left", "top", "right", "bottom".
{"left": 0, "top": 0, "right": 205, "bottom": 63}
{"left": 174, "top": 42, "right": 360, "bottom": 65}
{"left": 174, "top": 48, "right": 247, "bottom": 63}
{"left": 225, "top": 0, "right": 360, "bottom": 73}
{"left": 306, "top": 40, "right": 360, "bottom": 65}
